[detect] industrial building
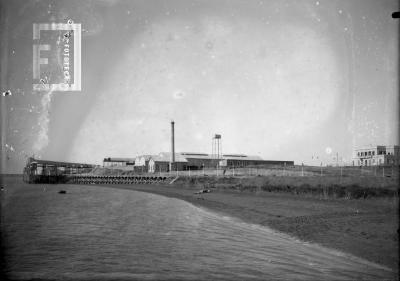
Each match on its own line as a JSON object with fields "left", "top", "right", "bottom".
{"left": 104, "top": 121, "right": 294, "bottom": 174}
{"left": 219, "top": 154, "right": 293, "bottom": 167}
{"left": 103, "top": 157, "right": 135, "bottom": 167}
{"left": 180, "top": 152, "right": 216, "bottom": 169}
{"left": 180, "top": 152, "right": 293, "bottom": 170}
{"left": 148, "top": 152, "right": 188, "bottom": 173}
{"left": 352, "top": 145, "right": 399, "bottom": 166}
{"left": 146, "top": 152, "right": 294, "bottom": 173}
{"left": 134, "top": 155, "right": 152, "bottom": 172}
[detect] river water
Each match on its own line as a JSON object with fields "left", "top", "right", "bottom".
{"left": 1, "top": 178, "right": 394, "bottom": 280}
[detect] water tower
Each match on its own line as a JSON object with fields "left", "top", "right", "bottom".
{"left": 212, "top": 134, "right": 222, "bottom": 167}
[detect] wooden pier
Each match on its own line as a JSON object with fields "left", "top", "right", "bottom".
{"left": 70, "top": 175, "right": 169, "bottom": 185}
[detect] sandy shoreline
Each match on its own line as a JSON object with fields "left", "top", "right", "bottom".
{"left": 103, "top": 183, "right": 399, "bottom": 272}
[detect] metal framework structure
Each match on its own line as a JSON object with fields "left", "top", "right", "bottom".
{"left": 211, "top": 134, "right": 222, "bottom": 167}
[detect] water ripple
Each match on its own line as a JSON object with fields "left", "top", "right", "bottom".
{"left": 1, "top": 183, "right": 394, "bottom": 280}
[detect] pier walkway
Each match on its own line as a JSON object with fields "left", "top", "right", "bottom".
{"left": 70, "top": 175, "right": 169, "bottom": 185}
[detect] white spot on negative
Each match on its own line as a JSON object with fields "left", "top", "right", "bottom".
{"left": 173, "top": 90, "right": 186, "bottom": 99}
{"left": 325, "top": 147, "right": 332, "bottom": 154}
{"left": 2, "top": 90, "right": 12, "bottom": 96}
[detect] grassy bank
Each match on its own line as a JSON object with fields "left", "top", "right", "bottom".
{"left": 87, "top": 165, "right": 399, "bottom": 200}
{"left": 174, "top": 175, "right": 399, "bottom": 199}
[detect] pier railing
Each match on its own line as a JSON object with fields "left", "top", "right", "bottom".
{"left": 69, "top": 175, "right": 169, "bottom": 185}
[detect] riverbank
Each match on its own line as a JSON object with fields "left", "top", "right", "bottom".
{"left": 105, "top": 182, "right": 399, "bottom": 272}
{"left": 2, "top": 176, "right": 396, "bottom": 280}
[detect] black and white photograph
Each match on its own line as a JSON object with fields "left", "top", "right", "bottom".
{"left": 0, "top": 0, "right": 399, "bottom": 280}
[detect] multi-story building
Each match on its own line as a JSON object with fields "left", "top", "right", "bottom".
{"left": 352, "top": 145, "right": 399, "bottom": 166}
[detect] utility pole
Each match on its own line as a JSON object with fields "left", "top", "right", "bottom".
{"left": 320, "top": 162, "right": 323, "bottom": 177}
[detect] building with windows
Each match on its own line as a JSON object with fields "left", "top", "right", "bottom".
{"left": 178, "top": 152, "right": 293, "bottom": 170}
{"left": 146, "top": 152, "right": 294, "bottom": 173}
{"left": 148, "top": 152, "right": 188, "bottom": 173}
{"left": 219, "top": 154, "right": 293, "bottom": 167}
{"left": 134, "top": 155, "right": 153, "bottom": 173}
{"left": 180, "top": 152, "right": 216, "bottom": 169}
{"left": 103, "top": 157, "right": 135, "bottom": 167}
{"left": 352, "top": 145, "right": 399, "bottom": 166}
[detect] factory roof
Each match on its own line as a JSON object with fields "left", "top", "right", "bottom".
{"left": 27, "top": 157, "right": 95, "bottom": 168}
{"left": 223, "top": 155, "right": 264, "bottom": 161}
{"left": 180, "top": 152, "right": 214, "bottom": 160}
{"left": 136, "top": 155, "right": 153, "bottom": 161}
{"left": 151, "top": 152, "right": 188, "bottom": 163}
{"left": 103, "top": 157, "right": 135, "bottom": 162}
{"left": 181, "top": 152, "right": 209, "bottom": 156}
{"left": 180, "top": 152, "right": 264, "bottom": 161}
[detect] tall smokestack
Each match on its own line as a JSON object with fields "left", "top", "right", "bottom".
{"left": 170, "top": 120, "right": 175, "bottom": 171}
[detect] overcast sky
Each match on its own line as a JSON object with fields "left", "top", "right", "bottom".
{"left": 1, "top": 0, "right": 398, "bottom": 173}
